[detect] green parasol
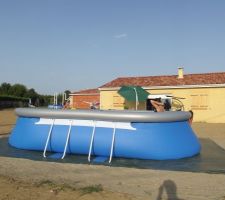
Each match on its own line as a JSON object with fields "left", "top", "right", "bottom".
{"left": 118, "top": 86, "right": 150, "bottom": 110}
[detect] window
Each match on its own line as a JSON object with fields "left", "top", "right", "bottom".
{"left": 113, "top": 95, "right": 124, "bottom": 108}
{"left": 191, "top": 94, "right": 208, "bottom": 110}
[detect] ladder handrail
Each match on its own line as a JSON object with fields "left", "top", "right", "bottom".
{"left": 88, "top": 121, "right": 96, "bottom": 162}
{"left": 109, "top": 123, "right": 116, "bottom": 163}
{"left": 43, "top": 119, "right": 55, "bottom": 158}
{"left": 61, "top": 120, "right": 73, "bottom": 159}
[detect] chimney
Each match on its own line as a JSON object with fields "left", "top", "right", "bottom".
{"left": 178, "top": 67, "right": 184, "bottom": 79}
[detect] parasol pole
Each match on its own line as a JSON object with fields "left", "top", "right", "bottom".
{"left": 133, "top": 87, "right": 138, "bottom": 110}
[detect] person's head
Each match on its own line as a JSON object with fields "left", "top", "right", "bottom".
{"left": 189, "top": 110, "right": 193, "bottom": 124}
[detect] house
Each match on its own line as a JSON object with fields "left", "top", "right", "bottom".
{"left": 99, "top": 68, "right": 225, "bottom": 123}
{"left": 69, "top": 88, "right": 100, "bottom": 109}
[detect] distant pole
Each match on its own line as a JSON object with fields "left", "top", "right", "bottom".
{"left": 62, "top": 92, "right": 64, "bottom": 105}
{"left": 53, "top": 93, "right": 56, "bottom": 105}
{"left": 64, "top": 93, "right": 67, "bottom": 101}
{"left": 56, "top": 93, "right": 58, "bottom": 106}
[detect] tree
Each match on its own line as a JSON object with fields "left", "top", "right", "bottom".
{"left": 64, "top": 90, "right": 71, "bottom": 100}
{"left": 8, "top": 84, "right": 27, "bottom": 97}
{"left": 25, "top": 88, "right": 39, "bottom": 105}
{"left": 38, "top": 95, "right": 52, "bottom": 106}
{"left": 0, "top": 82, "right": 57, "bottom": 107}
{"left": 0, "top": 82, "right": 11, "bottom": 95}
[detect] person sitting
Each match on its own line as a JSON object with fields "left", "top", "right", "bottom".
{"left": 164, "top": 99, "right": 171, "bottom": 111}
{"left": 63, "top": 101, "right": 70, "bottom": 109}
{"left": 189, "top": 110, "right": 193, "bottom": 125}
{"left": 150, "top": 99, "right": 165, "bottom": 112}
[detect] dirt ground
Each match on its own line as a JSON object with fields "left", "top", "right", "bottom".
{"left": 0, "top": 109, "right": 225, "bottom": 200}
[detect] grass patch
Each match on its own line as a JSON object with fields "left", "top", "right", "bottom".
{"left": 34, "top": 180, "right": 79, "bottom": 195}
{"left": 35, "top": 180, "right": 56, "bottom": 187}
{"left": 35, "top": 180, "right": 78, "bottom": 191}
{"left": 80, "top": 184, "right": 103, "bottom": 194}
{"left": 34, "top": 180, "right": 103, "bottom": 195}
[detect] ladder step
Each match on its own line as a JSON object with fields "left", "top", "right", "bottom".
{"left": 48, "top": 153, "right": 64, "bottom": 159}
{"left": 88, "top": 121, "right": 116, "bottom": 163}
{"left": 93, "top": 156, "right": 108, "bottom": 163}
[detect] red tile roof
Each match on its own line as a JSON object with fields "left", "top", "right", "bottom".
{"left": 72, "top": 88, "right": 99, "bottom": 95}
{"left": 100, "top": 72, "right": 225, "bottom": 88}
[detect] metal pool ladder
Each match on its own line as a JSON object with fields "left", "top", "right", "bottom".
{"left": 88, "top": 121, "right": 116, "bottom": 163}
{"left": 43, "top": 119, "right": 73, "bottom": 159}
{"left": 43, "top": 119, "right": 55, "bottom": 158}
{"left": 109, "top": 123, "right": 116, "bottom": 163}
{"left": 61, "top": 120, "right": 73, "bottom": 159}
{"left": 88, "top": 121, "right": 96, "bottom": 162}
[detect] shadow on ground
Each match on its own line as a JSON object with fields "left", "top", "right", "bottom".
{"left": 0, "top": 137, "right": 225, "bottom": 174}
{"left": 156, "top": 179, "right": 185, "bottom": 200}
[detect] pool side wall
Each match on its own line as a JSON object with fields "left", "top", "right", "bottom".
{"left": 9, "top": 116, "right": 201, "bottom": 160}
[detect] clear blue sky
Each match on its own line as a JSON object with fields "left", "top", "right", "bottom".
{"left": 0, "top": 0, "right": 225, "bottom": 94}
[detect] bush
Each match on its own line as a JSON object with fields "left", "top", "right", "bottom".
{"left": 0, "top": 95, "right": 29, "bottom": 109}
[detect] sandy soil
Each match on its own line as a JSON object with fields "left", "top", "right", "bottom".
{"left": 0, "top": 109, "right": 225, "bottom": 200}
{"left": 0, "top": 109, "right": 16, "bottom": 136}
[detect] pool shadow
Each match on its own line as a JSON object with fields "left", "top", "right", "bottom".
{"left": 0, "top": 137, "right": 225, "bottom": 174}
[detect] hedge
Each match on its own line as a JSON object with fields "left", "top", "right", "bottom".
{"left": 0, "top": 95, "right": 29, "bottom": 108}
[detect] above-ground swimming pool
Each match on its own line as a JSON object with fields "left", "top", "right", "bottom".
{"left": 48, "top": 104, "right": 63, "bottom": 109}
{"left": 9, "top": 108, "right": 201, "bottom": 161}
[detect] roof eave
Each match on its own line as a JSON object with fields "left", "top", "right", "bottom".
{"left": 99, "top": 83, "right": 225, "bottom": 91}
{"left": 70, "top": 93, "right": 99, "bottom": 96}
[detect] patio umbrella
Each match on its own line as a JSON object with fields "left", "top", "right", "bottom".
{"left": 118, "top": 86, "right": 150, "bottom": 110}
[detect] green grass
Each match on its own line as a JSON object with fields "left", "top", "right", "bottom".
{"left": 35, "top": 180, "right": 103, "bottom": 195}
{"left": 80, "top": 184, "right": 103, "bottom": 194}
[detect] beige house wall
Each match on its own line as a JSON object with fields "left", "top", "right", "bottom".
{"left": 99, "top": 90, "right": 146, "bottom": 110}
{"left": 100, "top": 90, "right": 125, "bottom": 110}
{"left": 100, "top": 87, "right": 225, "bottom": 123}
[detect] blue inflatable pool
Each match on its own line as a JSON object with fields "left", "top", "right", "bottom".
{"left": 48, "top": 104, "right": 63, "bottom": 109}
{"left": 9, "top": 108, "right": 201, "bottom": 161}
